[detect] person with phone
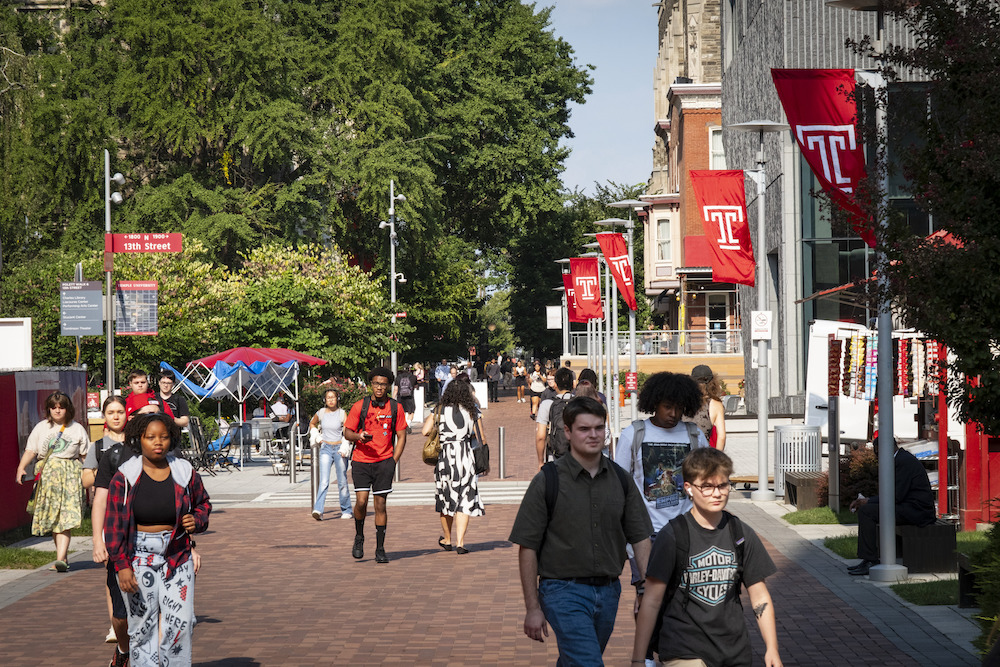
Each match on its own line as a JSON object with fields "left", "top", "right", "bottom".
{"left": 343, "top": 367, "right": 408, "bottom": 564}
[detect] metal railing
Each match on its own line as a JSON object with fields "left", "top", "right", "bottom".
{"left": 569, "top": 328, "right": 743, "bottom": 356}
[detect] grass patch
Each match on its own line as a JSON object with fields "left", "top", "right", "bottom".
{"left": 891, "top": 579, "right": 958, "bottom": 606}
{"left": 783, "top": 506, "right": 858, "bottom": 525}
{"left": 824, "top": 530, "right": 987, "bottom": 562}
{"left": 824, "top": 535, "right": 858, "bottom": 559}
{"left": 0, "top": 548, "right": 58, "bottom": 569}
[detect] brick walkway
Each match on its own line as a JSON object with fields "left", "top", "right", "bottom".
{"left": 0, "top": 393, "right": 979, "bottom": 666}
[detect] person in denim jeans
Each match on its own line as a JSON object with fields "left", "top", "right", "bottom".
{"left": 509, "top": 396, "right": 652, "bottom": 665}
{"left": 310, "top": 389, "right": 352, "bottom": 520}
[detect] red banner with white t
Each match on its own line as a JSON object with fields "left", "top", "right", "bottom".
{"left": 568, "top": 257, "right": 604, "bottom": 320}
{"left": 689, "top": 170, "right": 756, "bottom": 286}
{"left": 595, "top": 233, "right": 637, "bottom": 311}
{"left": 771, "top": 68, "right": 875, "bottom": 247}
{"left": 561, "top": 274, "right": 587, "bottom": 324}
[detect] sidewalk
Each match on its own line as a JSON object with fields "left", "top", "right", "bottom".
{"left": 0, "top": 393, "right": 981, "bottom": 665}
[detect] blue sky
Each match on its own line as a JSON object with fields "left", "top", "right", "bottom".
{"left": 545, "top": 0, "right": 659, "bottom": 195}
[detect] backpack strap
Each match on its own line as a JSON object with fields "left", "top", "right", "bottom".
{"left": 684, "top": 421, "right": 702, "bottom": 449}
{"left": 359, "top": 396, "right": 371, "bottom": 432}
{"left": 726, "top": 511, "right": 746, "bottom": 600}
{"left": 666, "top": 514, "right": 691, "bottom": 608}
{"left": 629, "top": 419, "right": 646, "bottom": 478}
{"left": 389, "top": 398, "right": 398, "bottom": 446}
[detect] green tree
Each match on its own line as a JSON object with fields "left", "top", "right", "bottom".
{"left": 851, "top": 1, "right": 1000, "bottom": 434}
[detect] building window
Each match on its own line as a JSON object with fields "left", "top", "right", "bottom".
{"left": 657, "top": 219, "right": 671, "bottom": 261}
{"left": 710, "top": 128, "right": 726, "bottom": 169}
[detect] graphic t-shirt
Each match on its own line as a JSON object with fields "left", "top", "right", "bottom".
{"left": 647, "top": 512, "right": 777, "bottom": 666}
{"left": 344, "top": 398, "right": 407, "bottom": 464}
{"left": 614, "top": 419, "right": 708, "bottom": 533}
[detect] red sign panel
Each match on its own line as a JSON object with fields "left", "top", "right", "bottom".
{"left": 625, "top": 372, "right": 638, "bottom": 391}
{"left": 107, "top": 233, "right": 183, "bottom": 253}
{"left": 689, "top": 170, "right": 756, "bottom": 286}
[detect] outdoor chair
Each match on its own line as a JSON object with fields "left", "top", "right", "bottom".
{"left": 722, "top": 394, "right": 742, "bottom": 415}
{"left": 206, "top": 419, "right": 237, "bottom": 472}
{"left": 185, "top": 417, "right": 216, "bottom": 476}
{"left": 252, "top": 417, "right": 274, "bottom": 455}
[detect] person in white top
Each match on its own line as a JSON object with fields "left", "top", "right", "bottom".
{"left": 15, "top": 390, "right": 91, "bottom": 572}
{"left": 309, "top": 389, "right": 351, "bottom": 520}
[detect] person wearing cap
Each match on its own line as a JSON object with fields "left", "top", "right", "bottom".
{"left": 689, "top": 364, "right": 727, "bottom": 451}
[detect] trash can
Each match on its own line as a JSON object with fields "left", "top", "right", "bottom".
{"left": 774, "top": 425, "right": 822, "bottom": 497}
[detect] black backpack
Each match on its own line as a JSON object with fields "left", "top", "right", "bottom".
{"left": 397, "top": 374, "right": 413, "bottom": 398}
{"left": 358, "top": 396, "right": 399, "bottom": 445}
{"left": 544, "top": 396, "right": 571, "bottom": 459}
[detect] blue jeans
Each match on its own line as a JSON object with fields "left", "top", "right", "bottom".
{"left": 313, "top": 444, "right": 351, "bottom": 515}
{"left": 538, "top": 578, "right": 621, "bottom": 666}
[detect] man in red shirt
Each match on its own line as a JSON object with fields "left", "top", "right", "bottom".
{"left": 344, "top": 367, "right": 408, "bottom": 564}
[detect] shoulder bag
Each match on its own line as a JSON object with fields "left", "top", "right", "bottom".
{"left": 422, "top": 405, "right": 444, "bottom": 465}
{"left": 469, "top": 416, "right": 490, "bottom": 476}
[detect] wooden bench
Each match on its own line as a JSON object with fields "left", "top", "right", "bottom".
{"left": 729, "top": 475, "right": 774, "bottom": 491}
{"left": 957, "top": 552, "right": 979, "bottom": 608}
{"left": 783, "top": 471, "right": 825, "bottom": 510}
{"left": 895, "top": 519, "right": 957, "bottom": 573}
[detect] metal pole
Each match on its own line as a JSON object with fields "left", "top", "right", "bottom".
{"left": 828, "top": 394, "right": 840, "bottom": 512}
{"left": 626, "top": 223, "right": 637, "bottom": 421}
{"left": 604, "top": 259, "right": 612, "bottom": 402}
{"left": 561, "top": 291, "right": 570, "bottom": 358}
{"left": 612, "top": 260, "right": 620, "bottom": 438}
{"left": 389, "top": 179, "right": 398, "bottom": 379}
{"left": 498, "top": 426, "right": 506, "bottom": 479}
{"left": 750, "top": 144, "right": 775, "bottom": 502}
{"left": 310, "top": 442, "right": 319, "bottom": 509}
{"left": 104, "top": 149, "right": 115, "bottom": 396}
{"left": 604, "top": 259, "right": 615, "bottom": 435}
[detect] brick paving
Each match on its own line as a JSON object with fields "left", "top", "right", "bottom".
{"left": 0, "top": 392, "right": 979, "bottom": 666}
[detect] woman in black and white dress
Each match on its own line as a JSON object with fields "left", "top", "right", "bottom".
{"left": 425, "top": 379, "right": 484, "bottom": 554}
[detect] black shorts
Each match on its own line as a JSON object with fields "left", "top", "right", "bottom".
{"left": 398, "top": 396, "right": 415, "bottom": 414}
{"left": 107, "top": 562, "right": 127, "bottom": 619}
{"left": 352, "top": 458, "right": 395, "bottom": 495}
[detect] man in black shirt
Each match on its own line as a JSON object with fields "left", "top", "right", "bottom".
{"left": 158, "top": 370, "right": 190, "bottom": 428}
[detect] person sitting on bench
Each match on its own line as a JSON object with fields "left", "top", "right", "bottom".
{"left": 848, "top": 439, "right": 935, "bottom": 576}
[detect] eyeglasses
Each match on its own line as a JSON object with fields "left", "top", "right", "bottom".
{"left": 371, "top": 381, "right": 390, "bottom": 387}
{"left": 690, "top": 482, "right": 731, "bottom": 496}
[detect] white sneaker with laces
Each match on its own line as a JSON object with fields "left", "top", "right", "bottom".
{"left": 341, "top": 512, "right": 354, "bottom": 519}
{"left": 311, "top": 510, "right": 322, "bottom": 521}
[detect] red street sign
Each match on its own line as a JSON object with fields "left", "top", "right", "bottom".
{"left": 394, "top": 312, "right": 407, "bottom": 318}
{"left": 107, "top": 233, "right": 183, "bottom": 253}
{"left": 625, "top": 372, "right": 638, "bottom": 391}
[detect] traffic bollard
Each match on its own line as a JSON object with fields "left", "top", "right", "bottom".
{"left": 498, "top": 426, "right": 506, "bottom": 480}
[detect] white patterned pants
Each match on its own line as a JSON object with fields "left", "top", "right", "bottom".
{"left": 122, "top": 530, "right": 195, "bottom": 667}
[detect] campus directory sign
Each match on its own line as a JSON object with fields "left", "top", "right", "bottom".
{"left": 115, "top": 280, "right": 158, "bottom": 335}
{"left": 59, "top": 281, "right": 103, "bottom": 336}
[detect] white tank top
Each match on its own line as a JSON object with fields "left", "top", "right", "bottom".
{"left": 317, "top": 408, "right": 345, "bottom": 443}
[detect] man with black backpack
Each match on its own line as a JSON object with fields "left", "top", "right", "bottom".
{"left": 632, "top": 448, "right": 782, "bottom": 667}
{"left": 534, "top": 367, "right": 575, "bottom": 469}
{"left": 344, "top": 367, "right": 408, "bottom": 564}
{"left": 393, "top": 364, "right": 417, "bottom": 428}
{"left": 510, "top": 396, "right": 652, "bottom": 666}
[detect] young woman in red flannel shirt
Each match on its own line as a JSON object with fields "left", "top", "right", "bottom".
{"left": 105, "top": 413, "right": 211, "bottom": 667}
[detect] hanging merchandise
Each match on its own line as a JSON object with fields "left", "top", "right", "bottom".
{"left": 863, "top": 333, "right": 878, "bottom": 401}
{"left": 843, "top": 335, "right": 853, "bottom": 397}
{"left": 914, "top": 339, "right": 925, "bottom": 396}
{"left": 854, "top": 334, "right": 866, "bottom": 399}
{"left": 897, "top": 339, "right": 910, "bottom": 397}
{"left": 828, "top": 338, "right": 843, "bottom": 396}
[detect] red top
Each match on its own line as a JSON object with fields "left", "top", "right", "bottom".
{"left": 125, "top": 392, "right": 176, "bottom": 420}
{"left": 344, "top": 398, "right": 407, "bottom": 464}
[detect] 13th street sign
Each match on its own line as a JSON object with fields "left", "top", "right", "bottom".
{"left": 106, "top": 233, "right": 183, "bottom": 253}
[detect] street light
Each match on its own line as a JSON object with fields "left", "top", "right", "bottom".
{"left": 827, "top": 0, "right": 905, "bottom": 583}
{"left": 554, "top": 259, "right": 571, "bottom": 358}
{"left": 380, "top": 180, "right": 406, "bottom": 378}
{"left": 729, "top": 119, "right": 788, "bottom": 502}
{"left": 604, "top": 200, "right": 644, "bottom": 422}
{"left": 104, "top": 149, "right": 126, "bottom": 396}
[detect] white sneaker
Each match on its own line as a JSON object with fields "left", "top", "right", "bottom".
{"left": 311, "top": 510, "right": 322, "bottom": 521}
{"left": 341, "top": 512, "right": 354, "bottom": 519}
{"left": 105, "top": 627, "right": 116, "bottom": 643}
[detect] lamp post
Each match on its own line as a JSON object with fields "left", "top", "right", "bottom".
{"left": 729, "top": 120, "right": 788, "bottom": 502}
{"left": 554, "top": 259, "right": 571, "bottom": 356}
{"left": 379, "top": 180, "right": 406, "bottom": 378}
{"left": 584, "top": 241, "right": 616, "bottom": 434}
{"left": 827, "top": 0, "right": 905, "bottom": 582}
{"left": 605, "top": 200, "right": 644, "bottom": 421}
{"left": 104, "top": 149, "right": 125, "bottom": 395}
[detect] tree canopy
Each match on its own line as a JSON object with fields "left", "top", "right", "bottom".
{"left": 0, "top": 0, "right": 593, "bottom": 374}
{"left": 855, "top": 1, "right": 1000, "bottom": 432}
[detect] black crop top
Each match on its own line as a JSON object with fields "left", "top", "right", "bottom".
{"left": 133, "top": 472, "right": 176, "bottom": 525}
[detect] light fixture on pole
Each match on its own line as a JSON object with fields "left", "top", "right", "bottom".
{"left": 554, "top": 259, "right": 571, "bottom": 357}
{"left": 728, "top": 120, "right": 788, "bottom": 502}
{"left": 827, "top": 0, "right": 905, "bottom": 582}
{"left": 603, "top": 202, "right": 644, "bottom": 421}
{"left": 379, "top": 180, "right": 406, "bottom": 378}
{"left": 104, "top": 149, "right": 126, "bottom": 396}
